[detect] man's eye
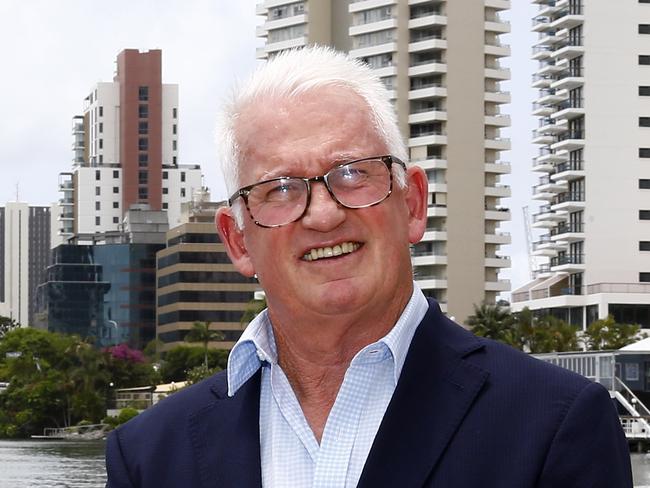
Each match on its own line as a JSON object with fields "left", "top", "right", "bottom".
{"left": 339, "top": 168, "right": 368, "bottom": 184}
{"left": 263, "top": 181, "right": 301, "bottom": 202}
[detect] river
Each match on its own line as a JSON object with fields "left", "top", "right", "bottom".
{"left": 2, "top": 439, "right": 650, "bottom": 487}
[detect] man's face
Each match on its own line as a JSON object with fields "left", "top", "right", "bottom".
{"left": 218, "top": 86, "right": 426, "bottom": 322}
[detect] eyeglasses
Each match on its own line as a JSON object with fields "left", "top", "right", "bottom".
{"left": 228, "top": 155, "right": 406, "bottom": 228}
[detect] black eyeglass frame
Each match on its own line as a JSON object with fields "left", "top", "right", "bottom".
{"left": 228, "top": 155, "right": 407, "bottom": 228}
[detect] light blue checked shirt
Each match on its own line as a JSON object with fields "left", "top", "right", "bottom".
{"left": 227, "top": 284, "right": 429, "bottom": 488}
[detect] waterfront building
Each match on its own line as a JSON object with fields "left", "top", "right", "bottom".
{"left": 511, "top": 0, "right": 650, "bottom": 328}
{"left": 256, "top": 0, "right": 512, "bottom": 323}
{"left": 35, "top": 207, "right": 167, "bottom": 348}
{"left": 0, "top": 202, "right": 51, "bottom": 326}
{"left": 57, "top": 49, "right": 202, "bottom": 242}
{"left": 156, "top": 191, "right": 259, "bottom": 352}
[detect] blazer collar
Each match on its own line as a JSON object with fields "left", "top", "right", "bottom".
{"left": 358, "top": 299, "right": 488, "bottom": 488}
{"left": 188, "top": 370, "right": 262, "bottom": 488}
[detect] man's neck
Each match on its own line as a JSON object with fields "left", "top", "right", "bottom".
{"left": 267, "top": 289, "right": 411, "bottom": 442}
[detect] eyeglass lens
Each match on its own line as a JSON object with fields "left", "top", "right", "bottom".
{"left": 246, "top": 158, "right": 392, "bottom": 226}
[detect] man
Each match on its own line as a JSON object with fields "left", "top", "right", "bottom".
{"left": 106, "top": 47, "right": 632, "bottom": 487}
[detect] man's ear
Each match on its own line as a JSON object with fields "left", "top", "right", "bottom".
{"left": 215, "top": 206, "right": 256, "bottom": 277}
{"left": 404, "top": 165, "right": 428, "bottom": 244}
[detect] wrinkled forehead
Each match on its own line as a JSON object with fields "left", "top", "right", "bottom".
{"left": 233, "top": 86, "right": 383, "bottom": 179}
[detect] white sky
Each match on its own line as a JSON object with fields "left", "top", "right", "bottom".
{"left": 0, "top": 0, "right": 538, "bottom": 293}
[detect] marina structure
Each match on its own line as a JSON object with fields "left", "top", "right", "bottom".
{"left": 255, "top": 0, "right": 513, "bottom": 323}
{"left": 512, "top": 0, "right": 650, "bottom": 328}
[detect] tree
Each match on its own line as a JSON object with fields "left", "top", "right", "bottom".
{"left": 240, "top": 297, "right": 266, "bottom": 325}
{"left": 467, "top": 302, "right": 518, "bottom": 347}
{"left": 159, "top": 346, "right": 228, "bottom": 383}
{"left": 185, "top": 322, "right": 224, "bottom": 369}
{"left": 584, "top": 316, "right": 644, "bottom": 350}
{"left": 0, "top": 316, "right": 20, "bottom": 339}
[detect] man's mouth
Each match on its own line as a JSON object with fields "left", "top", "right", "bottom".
{"left": 302, "top": 242, "right": 361, "bottom": 261}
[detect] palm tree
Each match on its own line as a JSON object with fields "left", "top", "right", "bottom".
{"left": 185, "top": 322, "right": 224, "bottom": 368}
{"left": 467, "top": 302, "right": 516, "bottom": 346}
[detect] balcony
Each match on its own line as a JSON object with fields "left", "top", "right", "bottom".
{"left": 532, "top": 16, "right": 552, "bottom": 32}
{"left": 532, "top": 44, "right": 553, "bottom": 61}
{"left": 409, "top": 130, "right": 447, "bottom": 147}
{"left": 408, "top": 62, "right": 447, "bottom": 77}
{"left": 485, "top": 280, "right": 511, "bottom": 292}
{"left": 485, "top": 256, "right": 511, "bottom": 268}
{"left": 551, "top": 36, "right": 584, "bottom": 61}
{"left": 485, "top": 184, "right": 511, "bottom": 198}
{"left": 484, "top": 114, "right": 511, "bottom": 127}
{"left": 350, "top": 0, "right": 397, "bottom": 13}
{"left": 414, "top": 275, "right": 448, "bottom": 290}
{"left": 532, "top": 234, "right": 566, "bottom": 256}
{"left": 534, "top": 147, "right": 568, "bottom": 169}
{"left": 408, "top": 37, "right": 447, "bottom": 53}
{"left": 550, "top": 221, "right": 584, "bottom": 241}
{"left": 420, "top": 229, "right": 448, "bottom": 242}
{"left": 349, "top": 18, "right": 398, "bottom": 36}
{"left": 350, "top": 41, "right": 398, "bottom": 59}
{"left": 484, "top": 17, "right": 510, "bottom": 34}
{"left": 409, "top": 109, "right": 447, "bottom": 124}
{"left": 485, "top": 90, "right": 511, "bottom": 104}
{"left": 408, "top": 14, "right": 447, "bottom": 30}
{"left": 485, "top": 207, "right": 511, "bottom": 221}
{"left": 427, "top": 204, "right": 448, "bottom": 217}
{"left": 551, "top": 191, "right": 585, "bottom": 211}
{"left": 551, "top": 66, "right": 584, "bottom": 91}
{"left": 485, "top": 66, "right": 511, "bottom": 80}
{"left": 550, "top": 253, "right": 585, "bottom": 272}
{"left": 485, "top": 42, "right": 511, "bottom": 58}
{"left": 532, "top": 102, "right": 555, "bottom": 117}
{"left": 485, "top": 137, "right": 510, "bottom": 151}
{"left": 552, "top": 97, "right": 584, "bottom": 121}
{"left": 549, "top": 3, "right": 584, "bottom": 31}
{"left": 532, "top": 205, "right": 566, "bottom": 228}
{"left": 551, "top": 129, "right": 585, "bottom": 151}
{"left": 551, "top": 159, "right": 584, "bottom": 182}
{"left": 485, "top": 231, "right": 511, "bottom": 245}
{"left": 535, "top": 87, "right": 567, "bottom": 106}
{"left": 412, "top": 157, "right": 447, "bottom": 170}
{"left": 408, "top": 85, "right": 447, "bottom": 100}
{"left": 411, "top": 253, "right": 448, "bottom": 266}
{"left": 532, "top": 73, "right": 555, "bottom": 89}
{"left": 485, "top": 161, "right": 511, "bottom": 174}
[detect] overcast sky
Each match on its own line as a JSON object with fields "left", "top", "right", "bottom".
{"left": 0, "top": 1, "right": 538, "bottom": 293}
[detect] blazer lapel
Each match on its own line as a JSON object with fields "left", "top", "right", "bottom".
{"left": 188, "top": 370, "right": 262, "bottom": 488}
{"left": 358, "top": 301, "right": 489, "bottom": 488}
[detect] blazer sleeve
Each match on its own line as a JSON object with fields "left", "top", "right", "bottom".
{"left": 105, "top": 429, "right": 136, "bottom": 488}
{"left": 536, "top": 381, "right": 633, "bottom": 488}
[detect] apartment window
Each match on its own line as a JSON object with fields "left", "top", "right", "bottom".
{"left": 640, "top": 148, "right": 650, "bottom": 158}
{"left": 172, "top": 140, "right": 177, "bottom": 151}
{"left": 181, "top": 172, "right": 186, "bottom": 182}
{"left": 173, "top": 156, "right": 177, "bottom": 165}
{"left": 139, "top": 187, "right": 148, "bottom": 199}
{"left": 99, "top": 139, "right": 103, "bottom": 149}
{"left": 113, "top": 217, "right": 119, "bottom": 224}
{"left": 641, "top": 273, "right": 650, "bottom": 282}
{"left": 99, "top": 106, "right": 103, "bottom": 117}
{"left": 173, "top": 108, "right": 178, "bottom": 119}
{"left": 180, "top": 188, "right": 186, "bottom": 198}
{"left": 641, "top": 117, "right": 650, "bottom": 127}
{"left": 113, "top": 201, "right": 119, "bottom": 209}
{"left": 99, "top": 122, "right": 103, "bottom": 133}
{"left": 139, "top": 171, "right": 148, "bottom": 184}
{"left": 95, "top": 186, "right": 101, "bottom": 196}
{"left": 640, "top": 241, "right": 650, "bottom": 251}
{"left": 162, "top": 202, "right": 168, "bottom": 210}
{"left": 268, "top": 24, "right": 306, "bottom": 43}
{"left": 173, "top": 124, "right": 177, "bottom": 135}
{"left": 640, "top": 179, "right": 650, "bottom": 189}
{"left": 162, "top": 187, "right": 168, "bottom": 195}
{"left": 113, "top": 170, "right": 119, "bottom": 178}
{"left": 640, "top": 210, "right": 650, "bottom": 220}
{"left": 353, "top": 29, "right": 395, "bottom": 49}
{"left": 139, "top": 104, "right": 149, "bottom": 118}
{"left": 138, "top": 86, "right": 149, "bottom": 101}
{"left": 139, "top": 153, "right": 148, "bottom": 166}
{"left": 95, "top": 201, "right": 100, "bottom": 211}
{"left": 96, "top": 216, "right": 101, "bottom": 226}
{"left": 641, "top": 86, "right": 650, "bottom": 96}
{"left": 95, "top": 170, "right": 101, "bottom": 180}
{"left": 139, "top": 138, "right": 148, "bottom": 151}
{"left": 162, "top": 171, "right": 168, "bottom": 180}
{"left": 99, "top": 155, "right": 103, "bottom": 163}
{"left": 113, "top": 186, "right": 119, "bottom": 194}
{"left": 139, "top": 121, "right": 148, "bottom": 135}
{"left": 641, "top": 0, "right": 650, "bottom": 3}
{"left": 640, "top": 25, "right": 650, "bottom": 34}
{"left": 640, "top": 55, "right": 650, "bottom": 65}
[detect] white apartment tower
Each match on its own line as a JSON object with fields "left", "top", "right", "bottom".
{"left": 256, "top": 0, "right": 512, "bottom": 323}
{"left": 512, "top": 0, "right": 650, "bottom": 329}
{"left": 58, "top": 49, "right": 202, "bottom": 241}
{"left": 0, "top": 203, "right": 51, "bottom": 326}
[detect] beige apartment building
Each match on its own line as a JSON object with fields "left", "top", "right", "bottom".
{"left": 256, "top": 0, "right": 512, "bottom": 323}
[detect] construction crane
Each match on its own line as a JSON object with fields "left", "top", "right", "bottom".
{"left": 522, "top": 206, "right": 536, "bottom": 280}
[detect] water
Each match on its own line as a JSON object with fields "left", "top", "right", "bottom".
{"left": 0, "top": 439, "right": 106, "bottom": 488}
{"left": 1, "top": 440, "right": 650, "bottom": 487}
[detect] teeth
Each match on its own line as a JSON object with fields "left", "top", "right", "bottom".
{"left": 302, "top": 242, "right": 360, "bottom": 261}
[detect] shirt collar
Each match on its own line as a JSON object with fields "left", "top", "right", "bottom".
{"left": 227, "top": 282, "right": 429, "bottom": 396}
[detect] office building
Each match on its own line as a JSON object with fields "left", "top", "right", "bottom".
{"left": 511, "top": 0, "right": 650, "bottom": 328}
{"left": 156, "top": 191, "right": 259, "bottom": 352}
{"left": 35, "top": 207, "right": 167, "bottom": 348}
{"left": 255, "top": 0, "right": 512, "bottom": 323}
{"left": 0, "top": 202, "right": 51, "bottom": 326}
{"left": 57, "top": 49, "right": 202, "bottom": 241}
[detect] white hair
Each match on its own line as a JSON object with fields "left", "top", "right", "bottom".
{"left": 216, "top": 45, "right": 407, "bottom": 225}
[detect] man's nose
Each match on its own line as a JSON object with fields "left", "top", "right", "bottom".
{"left": 300, "top": 181, "right": 346, "bottom": 231}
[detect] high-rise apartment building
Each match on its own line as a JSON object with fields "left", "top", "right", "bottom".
{"left": 57, "top": 49, "right": 202, "bottom": 241}
{"left": 156, "top": 193, "right": 259, "bottom": 352}
{"left": 256, "top": 0, "right": 512, "bottom": 323}
{"left": 0, "top": 202, "right": 51, "bottom": 326}
{"left": 512, "top": 1, "right": 650, "bottom": 328}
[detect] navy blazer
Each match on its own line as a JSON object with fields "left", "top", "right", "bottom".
{"left": 105, "top": 301, "right": 632, "bottom": 487}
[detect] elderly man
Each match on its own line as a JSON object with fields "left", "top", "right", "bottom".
{"left": 105, "top": 47, "right": 632, "bottom": 487}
